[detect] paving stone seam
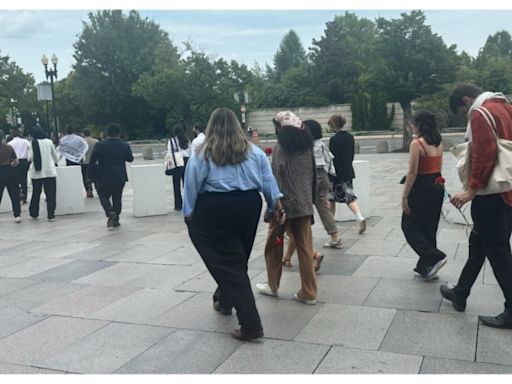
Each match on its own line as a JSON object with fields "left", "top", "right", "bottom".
{"left": 474, "top": 320, "right": 481, "bottom": 363}
{"left": 311, "top": 345, "right": 333, "bottom": 374}
{"left": 361, "top": 277, "right": 383, "bottom": 307}
{"left": 376, "top": 308, "right": 400, "bottom": 353}
{"left": 0, "top": 313, "right": 50, "bottom": 342}
{"left": 0, "top": 361, "right": 74, "bottom": 374}
{"left": 208, "top": 340, "right": 244, "bottom": 374}
{"left": 111, "top": 328, "right": 180, "bottom": 374}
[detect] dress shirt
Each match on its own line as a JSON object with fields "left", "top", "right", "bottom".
{"left": 182, "top": 143, "right": 283, "bottom": 217}
{"left": 8, "top": 137, "right": 30, "bottom": 159}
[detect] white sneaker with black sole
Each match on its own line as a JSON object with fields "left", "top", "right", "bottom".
{"left": 427, "top": 258, "right": 448, "bottom": 279}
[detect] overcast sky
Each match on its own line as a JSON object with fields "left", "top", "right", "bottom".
{"left": 0, "top": 9, "right": 511, "bottom": 83}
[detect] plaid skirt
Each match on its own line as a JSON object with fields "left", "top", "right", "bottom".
{"left": 328, "top": 180, "right": 357, "bottom": 204}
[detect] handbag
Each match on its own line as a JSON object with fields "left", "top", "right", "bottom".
{"left": 165, "top": 138, "right": 185, "bottom": 176}
{"left": 321, "top": 143, "right": 337, "bottom": 177}
{"left": 450, "top": 106, "right": 512, "bottom": 195}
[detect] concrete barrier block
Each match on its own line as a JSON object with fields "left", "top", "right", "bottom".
{"left": 143, "top": 147, "right": 154, "bottom": 160}
{"left": 55, "top": 166, "right": 85, "bottom": 216}
{"left": 131, "top": 164, "right": 168, "bottom": 217}
{"left": 355, "top": 142, "right": 361, "bottom": 154}
{"left": 334, "top": 160, "right": 371, "bottom": 222}
{"left": 376, "top": 141, "right": 389, "bottom": 153}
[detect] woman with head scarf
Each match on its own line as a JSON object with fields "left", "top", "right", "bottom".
{"left": 183, "top": 107, "right": 283, "bottom": 341}
{"left": 257, "top": 111, "right": 318, "bottom": 305}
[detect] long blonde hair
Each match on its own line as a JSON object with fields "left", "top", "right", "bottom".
{"left": 199, "top": 107, "right": 250, "bottom": 166}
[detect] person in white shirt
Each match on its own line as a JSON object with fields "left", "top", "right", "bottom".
{"left": 167, "top": 124, "right": 191, "bottom": 211}
{"left": 7, "top": 129, "right": 30, "bottom": 203}
{"left": 190, "top": 121, "right": 206, "bottom": 157}
{"left": 28, "top": 129, "right": 59, "bottom": 221}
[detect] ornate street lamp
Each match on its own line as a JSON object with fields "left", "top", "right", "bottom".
{"left": 41, "top": 54, "right": 59, "bottom": 139}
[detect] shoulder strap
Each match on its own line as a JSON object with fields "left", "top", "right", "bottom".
{"left": 476, "top": 106, "right": 498, "bottom": 139}
{"left": 415, "top": 138, "right": 428, "bottom": 155}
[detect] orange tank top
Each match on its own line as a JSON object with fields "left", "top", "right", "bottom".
{"left": 416, "top": 139, "right": 442, "bottom": 175}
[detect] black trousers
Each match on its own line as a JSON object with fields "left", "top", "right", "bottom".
{"left": 172, "top": 167, "right": 184, "bottom": 210}
{"left": 97, "top": 181, "right": 125, "bottom": 217}
{"left": 455, "top": 194, "right": 512, "bottom": 310}
{"left": 187, "top": 190, "right": 263, "bottom": 335}
{"left": 401, "top": 173, "right": 446, "bottom": 270}
{"left": 29, "top": 177, "right": 56, "bottom": 219}
{"left": 0, "top": 165, "right": 21, "bottom": 217}
{"left": 81, "top": 164, "right": 94, "bottom": 192}
{"left": 15, "top": 159, "right": 29, "bottom": 199}
{"left": 171, "top": 158, "right": 189, "bottom": 210}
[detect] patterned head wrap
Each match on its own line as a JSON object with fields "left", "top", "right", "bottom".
{"left": 274, "top": 111, "right": 303, "bottom": 130}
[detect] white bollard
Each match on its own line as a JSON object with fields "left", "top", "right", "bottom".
{"left": 131, "top": 164, "right": 168, "bottom": 217}
{"left": 334, "top": 160, "right": 371, "bottom": 222}
{"left": 55, "top": 166, "right": 85, "bottom": 216}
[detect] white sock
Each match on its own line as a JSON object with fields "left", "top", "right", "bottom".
{"left": 355, "top": 212, "right": 365, "bottom": 222}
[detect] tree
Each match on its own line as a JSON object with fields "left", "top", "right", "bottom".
{"left": 310, "top": 12, "right": 377, "bottom": 104}
{"left": 0, "top": 51, "right": 40, "bottom": 133}
{"left": 273, "top": 30, "right": 307, "bottom": 81}
{"left": 368, "top": 91, "right": 394, "bottom": 131}
{"left": 72, "top": 10, "right": 172, "bottom": 138}
{"left": 371, "top": 10, "right": 458, "bottom": 148}
{"left": 350, "top": 89, "right": 368, "bottom": 131}
{"left": 475, "top": 31, "right": 512, "bottom": 93}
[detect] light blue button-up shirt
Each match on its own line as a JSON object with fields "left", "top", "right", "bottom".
{"left": 182, "top": 144, "right": 283, "bottom": 217}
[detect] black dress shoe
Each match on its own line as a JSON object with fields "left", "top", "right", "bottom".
{"left": 213, "top": 301, "right": 232, "bottom": 316}
{"left": 479, "top": 310, "right": 512, "bottom": 329}
{"left": 440, "top": 284, "right": 466, "bottom": 312}
{"left": 230, "top": 328, "right": 264, "bottom": 341}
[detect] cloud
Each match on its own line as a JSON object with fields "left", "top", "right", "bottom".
{"left": 0, "top": 11, "right": 53, "bottom": 39}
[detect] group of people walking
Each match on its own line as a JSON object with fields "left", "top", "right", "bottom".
{"left": 401, "top": 84, "right": 512, "bottom": 329}
{"left": 0, "top": 124, "right": 133, "bottom": 228}
{"left": 2, "top": 82, "right": 512, "bottom": 341}
{"left": 182, "top": 108, "right": 367, "bottom": 340}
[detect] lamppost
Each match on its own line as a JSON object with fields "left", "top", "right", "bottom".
{"left": 9, "top": 98, "right": 17, "bottom": 129}
{"left": 234, "top": 90, "right": 250, "bottom": 130}
{"left": 41, "top": 54, "right": 59, "bottom": 139}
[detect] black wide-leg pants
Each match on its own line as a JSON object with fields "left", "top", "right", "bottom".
{"left": 455, "top": 194, "right": 512, "bottom": 310}
{"left": 187, "top": 190, "right": 263, "bottom": 335}
{"left": 401, "top": 173, "right": 446, "bottom": 270}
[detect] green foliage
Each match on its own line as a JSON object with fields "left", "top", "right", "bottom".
{"left": 273, "top": 30, "right": 307, "bottom": 81}
{"left": 310, "top": 12, "right": 377, "bottom": 103}
{"left": 350, "top": 89, "right": 368, "bottom": 131}
{"left": 368, "top": 92, "right": 394, "bottom": 131}
{"left": 369, "top": 10, "right": 458, "bottom": 146}
{"left": 71, "top": 10, "right": 172, "bottom": 139}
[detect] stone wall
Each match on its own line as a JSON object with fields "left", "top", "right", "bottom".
{"left": 247, "top": 102, "right": 404, "bottom": 135}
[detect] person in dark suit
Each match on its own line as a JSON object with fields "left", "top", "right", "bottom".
{"left": 328, "top": 114, "right": 367, "bottom": 234}
{"left": 88, "top": 124, "right": 133, "bottom": 228}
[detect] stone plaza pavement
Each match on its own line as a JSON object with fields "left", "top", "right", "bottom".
{"left": 0, "top": 153, "right": 512, "bottom": 375}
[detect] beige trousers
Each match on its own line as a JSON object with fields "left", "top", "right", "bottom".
{"left": 264, "top": 216, "right": 317, "bottom": 300}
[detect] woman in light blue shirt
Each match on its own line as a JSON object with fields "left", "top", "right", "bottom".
{"left": 183, "top": 107, "right": 284, "bottom": 342}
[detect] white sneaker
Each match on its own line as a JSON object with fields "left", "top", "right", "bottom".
{"left": 14, "top": 217, "right": 22, "bottom": 223}
{"left": 293, "top": 293, "right": 317, "bottom": 305}
{"left": 358, "top": 219, "right": 367, "bottom": 234}
{"left": 256, "top": 282, "right": 278, "bottom": 297}
{"left": 323, "top": 238, "right": 342, "bottom": 249}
